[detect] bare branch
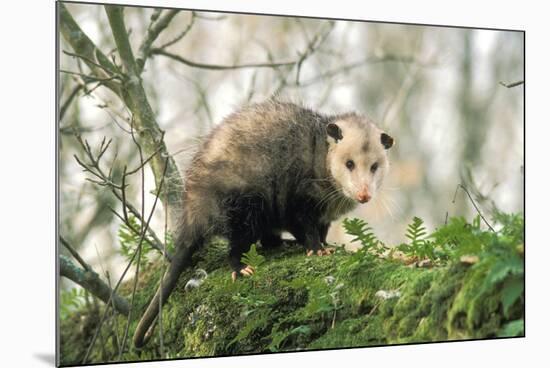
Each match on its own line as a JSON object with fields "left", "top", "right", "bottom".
{"left": 157, "top": 12, "right": 196, "bottom": 50}
{"left": 60, "top": 255, "right": 130, "bottom": 316}
{"left": 71, "top": 133, "right": 170, "bottom": 261}
{"left": 63, "top": 49, "right": 123, "bottom": 78}
{"left": 84, "top": 157, "right": 170, "bottom": 362}
{"left": 499, "top": 80, "right": 524, "bottom": 88}
{"left": 59, "top": 3, "right": 122, "bottom": 95}
{"left": 59, "top": 69, "right": 120, "bottom": 83}
{"left": 60, "top": 236, "right": 91, "bottom": 271}
{"left": 151, "top": 48, "right": 297, "bottom": 70}
{"left": 59, "top": 84, "right": 83, "bottom": 121}
{"left": 136, "top": 9, "right": 180, "bottom": 73}
{"left": 452, "top": 184, "right": 496, "bottom": 232}
{"left": 295, "top": 21, "right": 335, "bottom": 85}
{"left": 105, "top": 5, "right": 185, "bottom": 224}
{"left": 299, "top": 54, "right": 422, "bottom": 87}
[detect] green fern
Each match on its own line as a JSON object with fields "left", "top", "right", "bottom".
{"left": 399, "top": 216, "right": 436, "bottom": 260}
{"left": 342, "top": 218, "right": 381, "bottom": 252}
{"left": 60, "top": 288, "right": 87, "bottom": 320}
{"left": 405, "top": 216, "right": 428, "bottom": 247}
{"left": 118, "top": 215, "right": 154, "bottom": 268}
{"left": 240, "top": 244, "right": 265, "bottom": 270}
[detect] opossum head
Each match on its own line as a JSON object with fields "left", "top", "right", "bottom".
{"left": 326, "top": 114, "right": 394, "bottom": 204}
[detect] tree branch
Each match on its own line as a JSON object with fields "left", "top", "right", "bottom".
{"left": 104, "top": 5, "right": 184, "bottom": 226}
{"left": 60, "top": 255, "right": 130, "bottom": 316}
{"left": 136, "top": 9, "right": 180, "bottom": 73}
{"left": 72, "top": 134, "right": 171, "bottom": 261}
{"left": 83, "top": 157, "right": 170, "bottom": 363}
{"left": 157, "top": 12, "right": 196, "bottom": 50}
{"left": 151, "top": 48, "right": 297, "bottom": 70}
{"left": 59, "top": 3, "right": 122, "bottom": 95}
{"left": 499, "top": 80, "right": 524, "bottom": 88}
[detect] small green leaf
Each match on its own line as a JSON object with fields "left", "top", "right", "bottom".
{"left": 498, "top": 319, "right": 524, "bottom": 337}
{"left": 501, "top": 277, "right": 524, "bottom": 317}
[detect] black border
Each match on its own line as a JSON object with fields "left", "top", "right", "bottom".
{"left": 56, "top": 1, "right": 526, "bottom": 367}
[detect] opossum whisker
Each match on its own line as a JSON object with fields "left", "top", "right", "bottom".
{"left": 315, "top": 187, "right": 343, "bottom": 211}
{"left": 379, "top": 187, "right": 403, "bottom": 216}
{"left": 379, "top": 196, "right": 395, "bottom": 222}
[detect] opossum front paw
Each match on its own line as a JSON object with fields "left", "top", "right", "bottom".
{"left": 231, "top": 265, "right": 255, "bottom": 282}
{"left": 306, "top": 247, "right": 335, "bottom": 257}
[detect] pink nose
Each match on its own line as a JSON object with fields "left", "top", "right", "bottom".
{"left": 356, "top": 188, "right": 372, "bottom": 203}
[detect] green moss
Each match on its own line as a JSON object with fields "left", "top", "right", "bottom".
{"left": 60, "top": 235, "right": 524, "bottom": 365}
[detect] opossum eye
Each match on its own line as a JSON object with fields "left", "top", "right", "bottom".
{"left": 371, "top": 162, "right": 379, "bottom": 173}
{"left": 346, "top": 160, "right": 355, "bottom": 171}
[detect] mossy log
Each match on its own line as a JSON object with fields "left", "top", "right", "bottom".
{"left": 60, "top": 240, "right": 524, "bottom": 365}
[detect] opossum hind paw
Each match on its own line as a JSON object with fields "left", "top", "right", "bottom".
{"left": 306, "top": 247, "right": 335, "bottom": 257}
{"left": 231, "top": 265, "right": 255, "bottom": 282}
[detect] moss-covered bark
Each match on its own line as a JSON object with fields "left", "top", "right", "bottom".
{"left": 60, "top": 237, "right": 524, "bottom": 366}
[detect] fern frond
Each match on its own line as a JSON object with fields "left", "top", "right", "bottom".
{"left": 342, "top": 218, "right": 380, "bottom": 251}
{"left": 241, "top": 244, "right": 265, "bottom": 269}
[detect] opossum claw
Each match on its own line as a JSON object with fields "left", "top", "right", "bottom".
{"left": 324, "top": 247, "right": 336, "bottom": 255}
{"left": 232, "top": 266, "right": 255, "bottom": 281}
{"left": 307, "top": 247, "right": 334, "bottom": 256}
{"left": 240, "top": 265, "right": 255, "bottom": 276}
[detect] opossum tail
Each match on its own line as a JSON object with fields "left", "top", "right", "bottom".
{"left": 133, "top": 235, "right": 201, "bottom": 348}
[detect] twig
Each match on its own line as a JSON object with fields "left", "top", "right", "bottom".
{"left": 63, "top": 50, "right": 121, "bottom": 78}
{"left": 72, "top": 134, "right": 170, "bottom": 260}
{"left": 59, "top": 69, "right": 120, "bottom": 83}
{"left": 60, "top": 236, "right": 91, "bottom": 271}
{"left": 158, "top": 183, "right": 170, "bottom": 358}
{"left": 108, "top": 207, "right": 171, "bottom": 261}
{"left": 499, "top": 80, "right": 524, "bottom": 88}
{"left": 125, "top": 142, "right": 164, "bottom": 176}
{"left": 295, "top": 21, "right": 335, "bottom": 85}
{"left": 105, "top": 5, "right": 185, "bottom": 223}
{"left": 59, "top": 84, "right": 83, "bottom": 121}
{"left": 83, "top": 157, "right": 170, "bottom": 363}
{"left": 119, "top": 156, "right": 170, "bottom": 359}
{"left": 121, "top": 166, "right": 129, "bottom": 222}
{"left": 116, "top": 117, "right": 149, "bottom": 359}
{"left": 59, "top": 4, "right": 122, "bottom": 95}
{"left": 157, "top": 12, "right": 196, "bottom": 50}
{"left": 151, "top": 48, "right": 297, "bottom": 70}
{"left": 367, "top": 302, "right": 380, "bottom": 319}
{"left": 136, "top": 9, "right": 180, "bottom": 73}
{"left": 452, "top": 184, "right": 495, "bottom": 232}
{"left": 299, "top": 54, "right": 422, "bottom": 87}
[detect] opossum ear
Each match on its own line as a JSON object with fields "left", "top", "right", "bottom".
{"left": 381, "top": 133, "right": 394, "bottom": 149}
{"left": 327, "top": 123, "right": 343, "bottom": 143}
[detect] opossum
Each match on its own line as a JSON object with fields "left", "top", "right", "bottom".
{"left": 133, "top": 99, "right": 394, "bottom": 347}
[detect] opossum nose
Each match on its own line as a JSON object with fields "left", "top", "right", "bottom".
{"left": 356, "top": 189, "right": 372, "bottom": 203}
